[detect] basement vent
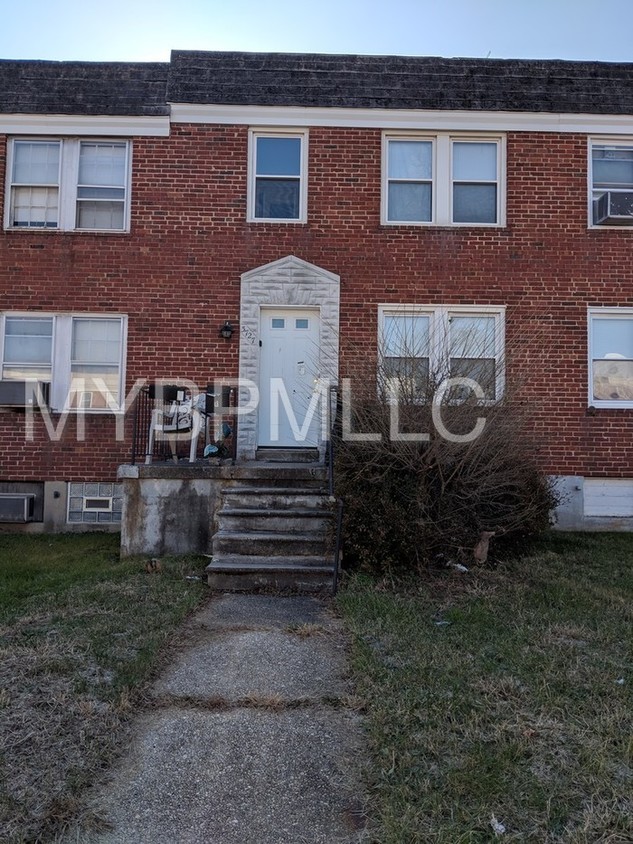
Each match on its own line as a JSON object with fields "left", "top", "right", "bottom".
{"left": 0, "top": 493, "right": 35, "bottom": 523}
{"left": 83, "top": 497, "right": 112, "bottom": 512}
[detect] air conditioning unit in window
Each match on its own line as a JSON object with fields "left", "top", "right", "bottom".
{"left": 0, "top": 381, "right": 50, "bottom": 408}
{"left": 0, "top": 493, "right": 35, "bottom": 523}
{"left": 593, "top": 191, "right": 633, "bottom": 225}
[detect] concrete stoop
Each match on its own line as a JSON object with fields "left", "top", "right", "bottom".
{"left": 206, "top": 462, "right": 336, "bottom": 592}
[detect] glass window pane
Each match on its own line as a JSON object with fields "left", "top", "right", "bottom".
{"left": 256, "top": 137, "right": 301, "bottom": 176}
{"left": 77, "top": 187, "right": 125, "bottom": 200}
{"left": 11, "top": 186, "right": 58, "bottom": 227}
{"left": 453, "top": 184, "right": 497, "bottom": 223}
{"left": 388, "top": 183, "right": 432, "bottom": 222}
{"left": 450, "top": 358, "right": 496, "bottom": 400}
{"left": 76, "top": 201, "right": 125, "bottom": 230}
{"left": 69, "top": 367, "right": 121, "bottom": 407}
{"left": 593, "top": 360, "right": 633, "bottom": 401}
{"left": 295, "top": 319, "right": 309, "bottom": 329}
{"left": 592, "top": 147, "right": 633, "bottom": 188}
{"left": 13, "top": 141, "right": 59, "bottom": 184}
{"left": 78, "top": 143, "right": 126, "bottom": 187}
{"left": 3, "top": 316, "right": 53, "bottom": 380}
{"left": 4, "top": 317, "right": 53, "bottom": 363}
{"left": 255, "top": 179, "right": 300, "bottom": 219}
{"left": 383, "top": 315, "right": 430, "bottom": 358}
{"left": 271, "top": 318, "right": 285, "bottom": 328}
{"left": 592, "top": 317, "right": 633, "bottom": 359}
{"left": 72, "top": 319, "right": 121, "bottom": 364}
{"left": 453, "top": 142, "right": 497, "bottom": 181}
{"left": 449, "top": 316, "right": 496, "bottom": 358}
{"left": 383, "top": 356, "right": 430, "bottom": 398}
{"left": 388, "top": 141, "right": 432, "bottom": 180}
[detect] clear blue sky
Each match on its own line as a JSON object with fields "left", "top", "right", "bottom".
{"left": 1, "top": 0, "right": 631, "bottom": 63}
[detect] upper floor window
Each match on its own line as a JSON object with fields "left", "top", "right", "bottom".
{"left": 1, "top": 313, "right": 127, "bottom": 411}
{"left": 5, "top": 139, "right": 131, "bottom": 232}
{"left": 590, "top": 141, "right": 633, "bottom": 227}
{"left": 379, "top": 305, "right": 505, "bottom": 402}
{"left": 589, "top": 309, "right": 633, "bottom": 407}
{"left": 383, "top": 134, "right": 504, "bottom": 227}
{"left": 248, "top": 130, "right": 308, "bottom": 222}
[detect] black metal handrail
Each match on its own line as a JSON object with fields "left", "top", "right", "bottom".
{"left": 326, "top": 384, "right": 344, "bottom": 595}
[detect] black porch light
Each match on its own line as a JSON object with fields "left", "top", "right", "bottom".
{"left": 219, "top": 320, "right": 234, "bottom": 340}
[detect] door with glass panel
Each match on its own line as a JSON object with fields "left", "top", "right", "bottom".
{"left": 258, "top": 309, "right": 320, "bottom": 447}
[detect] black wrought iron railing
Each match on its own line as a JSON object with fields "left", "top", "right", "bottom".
{"left": 326, "top": 384, "right": 344, "bottom": 595}
{"left": 130, "top": 383, "right": 237, "bottom": 465}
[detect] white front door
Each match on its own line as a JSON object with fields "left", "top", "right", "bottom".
{"left": 258, "top": 308, "right": 321, "bottom": 447}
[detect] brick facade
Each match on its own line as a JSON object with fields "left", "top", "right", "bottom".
{"left": 1, "top": 124, "right": 632, "bottom": 483}
{"left": 1, "top": 51, "right": 633, "bottom": 537}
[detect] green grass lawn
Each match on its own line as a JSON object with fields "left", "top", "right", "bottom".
{"left": 0, "top": 533, "right": 209, "bottom": 844}
{"left": 338, "top": 532, "right": 633, "bottom": 844}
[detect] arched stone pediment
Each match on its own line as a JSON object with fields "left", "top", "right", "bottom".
{"left": 237, "top": 256, "right": 340, "bottom": 460}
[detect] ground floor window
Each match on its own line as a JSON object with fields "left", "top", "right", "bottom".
{"left": 589, "top": 308, "right": 633, "bottom": 407}
{"left": 1, "top": 312, "right": 127, "bottom": 411}
{"left": 378, "top": 304, "right": 505, "bottom": 401}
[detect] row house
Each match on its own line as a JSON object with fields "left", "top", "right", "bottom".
{"left": 1, "top": 51, "right": 632, "bottom": 552}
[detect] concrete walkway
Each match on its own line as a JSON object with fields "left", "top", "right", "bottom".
{"left": 68, "top": 595, "right": 367, "bottom": 844}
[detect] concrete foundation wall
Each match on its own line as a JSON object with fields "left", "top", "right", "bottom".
{"left": 552, "top": 475, "right": 633, "bottom": 532}
{"left": 120, "top": 476, "right": 220, "bottom": 557}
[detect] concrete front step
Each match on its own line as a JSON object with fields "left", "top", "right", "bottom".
{"left": 222, "top": 487, "right": 330, "bottom": 510}
{"left": 206, "top": 555, "right": 334, "bottom": 592}
{"left": 255, "top": 447, "right": 320, "bottom": 463}
{"left": 227, "top": 464, "right": 327, "bottom": 487}
{"left": 218, "top": 508, "right": 332, "bottom": 533}
{"left": 212, "top": 531, "right": 328, "bottom": 557}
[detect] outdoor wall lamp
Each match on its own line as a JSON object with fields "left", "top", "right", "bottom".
{"left": 219, "top": 321, "right": 234, "bottom": 340}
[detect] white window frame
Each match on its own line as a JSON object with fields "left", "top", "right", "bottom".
{"left": 588, "top": 137, "right": 633, "bottom": 230}
{"left": 378, "top": 304, "right": 506, "bottom": 402}
{"left": 588, "top": 307, "right": 633, "bottom": 409}
{"left": 0, "top": 312, "right": 128, "bottom": 412}
{"left": 4, "top": 138, "right": 132, "bottom": 232}
{"left": 381, "top": 132, "right": 505, "bottom": 227}
{"left": 247, "top": 129, "right": 308, "bottom": 223}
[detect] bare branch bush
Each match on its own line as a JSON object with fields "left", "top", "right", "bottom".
{"left": 334, "top": 313, "right": 559, "bottom": 573}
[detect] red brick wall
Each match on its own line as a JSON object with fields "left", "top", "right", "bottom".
{"left": 1, "top": 125, "right": 632, "bottom": 481}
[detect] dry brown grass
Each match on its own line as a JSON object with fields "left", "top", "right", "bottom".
{"left": 0, "top": 533, "right": 207, "bottom": 843}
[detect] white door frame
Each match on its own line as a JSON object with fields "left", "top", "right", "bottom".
{"left": 237, "top": 255, "right": 340, "bottom": 461}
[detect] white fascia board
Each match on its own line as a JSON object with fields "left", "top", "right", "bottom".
{"left": 169, "top": 102, "right": 633, "bottom": 134}
{"left": 0, "top": 114, "right": 170, "bottom": 136}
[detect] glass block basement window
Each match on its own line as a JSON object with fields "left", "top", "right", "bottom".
{"left": 67, "top": 482, "right": 123, "bottom": 523}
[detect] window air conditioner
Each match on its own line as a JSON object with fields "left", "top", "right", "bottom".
{"left": 0, "top": 493, "right": 35, "bottom": 523}
{"left": 0, "top": 381, "right": 50, "bottom": 407}
{"left": 594, "top": 191, "right": 633, "bottom": 225}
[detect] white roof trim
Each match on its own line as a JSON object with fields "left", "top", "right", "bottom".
{"left": 0, "top": 114, "right": 170, "bottom": 136}
{"left": 169, "top": 102, "right": 633, "bottom": 134}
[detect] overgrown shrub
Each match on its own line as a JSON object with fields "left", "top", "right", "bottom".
{"left": 334, "top": 365, "right": 558, "bottom": 574}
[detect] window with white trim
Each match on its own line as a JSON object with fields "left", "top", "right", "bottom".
{"left": 1, "top": 313, "right": 127, "bottom": 411}
{"left": 589, "top": 309, "right": 633, "bottom": 407}
{"left": 248, "top": 130, "right": 308, "bottom": 222}
{"left": 383, "top": 134, "right": 504, "bottom": 226}
{"left": 379, "top": 305, "right": 505, "bottom": 401}
{"left": 5, "top": 139, "right": 131, "bottom": 231}
{"left": 590, "top": 140, "right": 633, "bottom": 227}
